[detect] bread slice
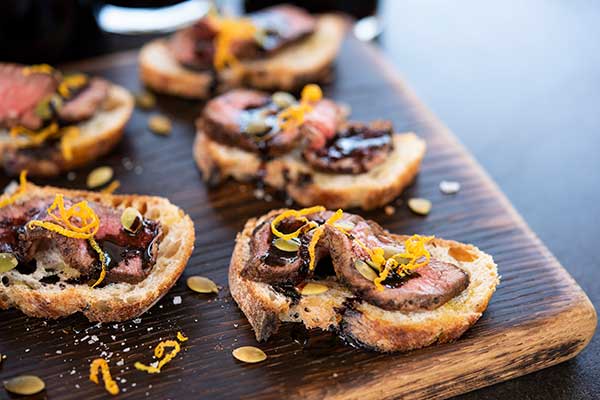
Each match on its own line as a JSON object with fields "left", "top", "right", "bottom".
{"left": 0, "top": 184, "right": 195, "bottom": 322}
{"left": 0, "top": 84, "right": 134, "bottom": 177}
{"left": 229, "top": 210, "right": 499, "bottom": 352}
{"left": 139, "top": 14, "right": 347, "bottom": 99}
{"left": 194, "top": 130, "right": 426, "bottom": 210}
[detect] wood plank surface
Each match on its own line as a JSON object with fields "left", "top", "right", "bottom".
{"left": 0, "top": 36, "right": 596, "bottom": 400}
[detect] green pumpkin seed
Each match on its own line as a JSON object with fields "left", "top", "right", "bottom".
{"left": 245, "top": 117, "right": 269, "bottom": 135}
{"left": 300, "top": 282, "right": 328, "bottom": 295}
{"left": 232, "top": 346, "right": 267, "bottom": 363}
{"left": 34, "top": 97, "right": 53, "bottom": 120}
{"left": 148, "top": 114, "right": 172, "bottom": 135}
{"left": 355, "top": 259, "right": 378, "bottom": 281}
{"left": 187, "top": 276, "right": 219, "bottom": 294}
{"left": 408, "top": 198, "right": 432, "bottom": 216}
{"left": 87, "top": 166, "right": 114, "bottom": 188}
{"left": 0, "top": 253, "right": 18, "bottom": 273}
{"left": 381, "top": 245, "right": 403, "bottom": 259}
{"left": 333, "top": 220, "right": 355, "bottom": 232}
{"left": 135, "top": 90, "right": 156, "bottom": 109}
{"left": 273, "top": 237, "right": 300, "bottom": 252}
{"left": 120, "top": 207, "right": 143, "bottom": 233}
{"left": 271, "top": 92, "right": 296, "bottom": 109}
{"left": 3, "top": 375, "right": 45, "bottom": 396}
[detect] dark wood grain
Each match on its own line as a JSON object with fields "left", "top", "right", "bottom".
{"left": 0, "top": 36, "right": 596, "bottom": 400}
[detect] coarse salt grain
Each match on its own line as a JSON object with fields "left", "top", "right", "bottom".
{"left": 173, "top": 296, "right": 182, "bottom": 305}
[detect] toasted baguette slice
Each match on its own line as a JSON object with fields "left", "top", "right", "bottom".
{"left": 139, "top": 14, "right": 347, "bottom": 99}
{"left": 0, "top": 184, "right": 194, "bottom": 322}
{"left": 0, "top": 84, "right": 134, "bottom": 177}
{"left": 194, "top": 130, "right": 426, "bottom": 210}
{"left": 229, "top": 210, "right": 499, "bottom": 353}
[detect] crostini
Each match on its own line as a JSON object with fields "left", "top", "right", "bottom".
{"left": 0, "top": 176, "right": 194, "bottom": 322}
{"left": 140, "top": 4, "right": 347, "bottom": 98}
{"left": 0, "top": 63, "right": 134, "bottom": 177}
{"left": 194, "top": 84, "right": 426, "bottom": 210}
{"left": 229, "top": 207, "right": 499, "bottom": 352}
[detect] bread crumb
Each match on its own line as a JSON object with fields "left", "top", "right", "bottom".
{"left": 384, "top": 205, "right": 395, "bottom": 215}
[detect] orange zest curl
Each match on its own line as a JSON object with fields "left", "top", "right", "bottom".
{"left": 277, "top": 84, "right": 323, "bottom": 130}
{"left": 212, "top": 16, "right": 258, "bottom": 71}
{"left": 58, "top": 74, "right": 88, "bottom": 98}
{"left": 176, "top": 331, "right": 188, "bottom": 342}
{"left": 134, "top": 340, "right": 181, "bottom": 374}
{"left": 270, "top": 206, "right": 325, "bottom": 241}
{"left": 10, "top": 123, "right": 59, "bottom": 147}
{"left": 307, "top": 209, "right": 344, "bottom": 271}
{"left": 59, "top": 126, "right": 80, "bottom": 161}
{"left": 101, "top": 180, "right": 120, "bottom": 194}
{"left": 0, "top": 170, "right": 28, "bottom": 209}
{"left": 27, "top": 194, "right": 108, "bottom": 287}
{"left": 22, "top": 64, "right": 55, "bottom": 76}
{"left": 90, "top": 358, "right": 119, "bottom": 396}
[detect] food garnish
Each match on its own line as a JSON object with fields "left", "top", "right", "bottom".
{"left": 273, "top": 237, "right": 300, "bottom": 252}
{"left": 0, "top": 170, "right": 28, "bottom": 208}
{"left": 3, "top": 375, "right": 45, "bottom": 396}
{"left": 22, "top": 64, "right": 54, "bottom": 76}
{"left": 299, "top": 282, "right": 328, "bottom": 296}
{"left": 271, "top": 207, "right": 434, "bottom": 291}
{"left": 0, "top": 253, "right": 18, "bottom": 273}
{"left": 407, "top": 198, "right": 432, "bottom": 216}
{"left": 135, "top": 90, "right": 157, "bottom": 109}
{"left": 27, "top": 194, "right": 108, "bottom": 288}
{"left": 440, "top": 180, "right": 461, "bottom": 194}
{"left": 177, "top": 332, "right": 189, "bottom": 342}
{"left": 87, "top": 166, "right": 114, "bottom": 189}
{"left": 120, "top": 207, "right": 143, "bottom": 233}
{"left": 277, "top": 84, "right": 323, "bottom": 131}
{"left": 232, "top": 346, "right": 267, "bottom": 363}
{"left": 271, "top": 91, "right": 296, "bottom": 109}
{"left": 59, "top": 126, "right": 80, "bottom": 161}
{"left": 58, "top": 74, "right": 88, "bottom": 98}
{"left": 102, "top": 180, "right": 121, "bottom": 194}
{"left": 134, "top": 340, "right": 181, "bottom": 374}
{"left": 148, "top": 114, "right": 172, "bottom": 135}
{"left": 187, "top": 276, "right": 219, "bottom": 294}
{"left": 211, "top": 16, "right": 258, "bottom": 70}
{"left": 89, "top": 358, "right": 119, "bottom": 396}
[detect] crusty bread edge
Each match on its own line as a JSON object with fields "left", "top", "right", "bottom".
{"left": 194, "top": 130, "right": 427, "bottom": 210}
{"left": 0, "top": 184, "right": 195, "bottom": 322}
{"left": 139, "top": 14, "right": 348, "bottom": 99}
{"left": 0, "top": 83, "right": 134, "bottom": 177}
{"left": 229, "top": 210, "right": 499, "bottom": 352}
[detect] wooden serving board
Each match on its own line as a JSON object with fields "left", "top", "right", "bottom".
{"left": 0, "top": 36, "right": 596, "bottom": 400}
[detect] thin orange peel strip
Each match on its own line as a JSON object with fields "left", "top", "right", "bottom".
{"left": 101, "top": 180, "right": 121, "bottom": 194}
{"left": 307, "top": 209, "right": 344, "bottom": 271}
{"left": 270, "top": 205, "right": 325, "bottom": 241}
{"left": 277, "top": 84, "right": 323, "bottom": 131}
{"left": 59, "top": 126, "right": 80, "bottom": 161}
{"left": 10, "top": 122, "right": 59, "bottom": 148}
{"left": 90, "top": 358, "right": 119, "bottom": 396}
{"left": 22, "top": 64, "right": 55, "bottom": 76}
{"left": 58, "top": 74, "right": 88, "bottom": 98}
{"left": 212, "top": 16, "right": 258, "bottom": 71}
{"left": 134, "top": 340, "right": 181, "bottom": 374}
{"left": 176, "top": 331, "right": 188, "bottom": 342}
{"left": 0, "top": 170, "right": 28, "bottom": 209}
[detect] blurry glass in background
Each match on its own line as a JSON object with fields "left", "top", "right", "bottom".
{"left": 0, "top": 0, "right": 381, "bottom": 64}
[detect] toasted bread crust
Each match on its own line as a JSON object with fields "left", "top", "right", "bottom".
{"left": 0, "top": 184, "right": 195, "bottom": 322}
{"left": 229, "top": 210, "right": 499, "bottom": 352}
{"left": 194, "top": 130, "right": 426, "bottom": 210}
{"left": 0, "top": 84, "right": 134, "bottom": 177}
{"left": 139, "top": 14, "right": 347, "bottom": 99}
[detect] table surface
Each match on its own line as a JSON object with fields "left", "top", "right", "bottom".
{"left": 377, "top": 0, "right": 599, "bottom": 399}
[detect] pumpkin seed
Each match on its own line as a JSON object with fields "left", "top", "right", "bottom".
{"left": 355, "top": 259, "right": 378, "bottom": 281}
{"left": 3, "top": 375, "right": 45, "bottom": 396}
{"left": 273, "top": 237, "right": 300, "bottom": 252}
{"left": 271, "top": 91, "right": 296, "bottom": 109}
{"left": 439, "top": 180, "right": 461, "bottom": 194}
{"left": 245, "top": 117, "right": 269, "bottom": 135}
{"left": 120, "top": 207, "right": 143, "bottom": 233}
{"left": 0, "top": 253, "right": 18, "bottom": 273}
{"left": 232, "top": 346, "right": 267, "bottom": 363}
{"left": 381, "top": 245, "right": 403, "bottom": 259}
{"left": 448, "top": 246, "right": 477, "bottom": 262}
{"left": 407, "top": 198, "right": 432, "bottom": 216}
{"left": 34, "top": 97, "right": 53, "bottom": 120}
{"left": 365, "top": 258, "right": 381, "bottom": 271}
{"left": 300, "top": 282, "right": 328, "bottom": 295}
{"left": 135, "top": 90, "right": 156, "bottom": 109}
{"left": 148, "top": 114, "right": 172, "bottom": 135}
{"left": 87, "top": 166, "right": 113, "bottom": 189}
{"left": 333, "top": 220, "right": 355, "bottom": 232}
{"left": 187, "top": 276, "right": 219, "bottom": 294}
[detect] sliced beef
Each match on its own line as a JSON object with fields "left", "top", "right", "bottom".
{"left": 169, "top": 18, "right": 219, "bottom": 70}
{"left": 242, "top": 210, "right": 337, "bottom": 284}
{"left": 0, "top": 63, "right": 58, "bottom": 130}
{"left": 0, "top": 195, "right": 161, "bottom": 285}
{"left": 199, "top": 89, "right": 343, "bottom": 157}
{"left": 169, "top": 5, "right": 316, "bottom": 70}
{"left": 58, "top": 77, "right": 109, "bottom": 123}
{"left": 303, "top": 120, "right": 394, "bottom": 174}
{"left": 325, "top": 222, "right": 469, "bottom": 312}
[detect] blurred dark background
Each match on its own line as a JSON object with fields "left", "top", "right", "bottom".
{"left": 0, "top": 0, "right": 598, "bottom": 399}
